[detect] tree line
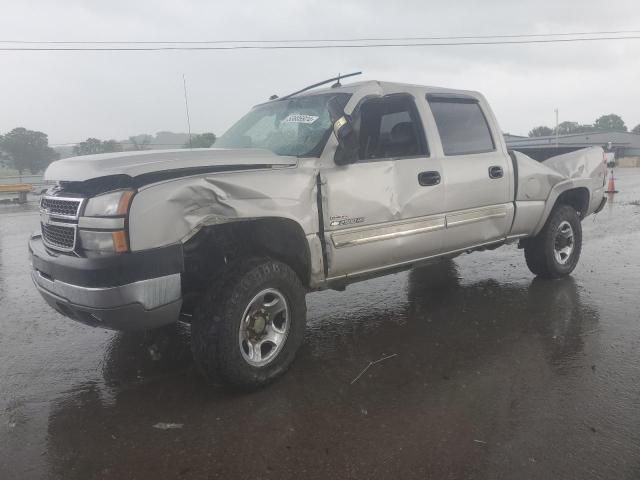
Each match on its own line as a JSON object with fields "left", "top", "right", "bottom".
{"left": 0, "top": 128, "right": 217, "bottom": 174}
{"left": 0, "top": 128, "right": 59, "bottom": 174}
{"left": 529, "top": 114, "right": 640, "bottom": 137}
{"left": 72, "top": 132, "right": 216, "bottom": 155}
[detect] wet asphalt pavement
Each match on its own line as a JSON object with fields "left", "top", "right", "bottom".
{"left": 2, "top": 170, "right": 640, "bottom": 480}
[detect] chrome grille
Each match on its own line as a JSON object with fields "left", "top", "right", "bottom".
{"left": 42, "top": 223, "right": 77, "bottom": 251}
{"left": 40, "top": 195, "right": 84, "bottom": 252}
{"left": 40, "top": 197, "right": 82, "bottom": 218}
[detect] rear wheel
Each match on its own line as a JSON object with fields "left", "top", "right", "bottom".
{"left": 524, "top": 205, "right": 582, "bottom": 279}
{"left": 191, "top": 257, "right": 306, "bottom": 390}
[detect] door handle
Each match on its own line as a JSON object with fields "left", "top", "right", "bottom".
{"left": 418, "top": 171, "right": 441, "bottom": 186}
{"left": 488, "top": 166, "right": 504, "bottom": 179}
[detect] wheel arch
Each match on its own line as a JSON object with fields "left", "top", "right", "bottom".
{"left": 555, "top": 187, "right": 590, "bottom": 218}
{"left": 532, "top": 184, "right": 590, "bottom": 236}
{"left": 181, "top": 217, "right": 314, "bottom": 311}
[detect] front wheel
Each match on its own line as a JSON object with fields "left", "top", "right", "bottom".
{"left": 524, "top": 205, "right": 582, "bottom": 279}
{"left": 191, "top": 257, "right": 307, "bottom": 390}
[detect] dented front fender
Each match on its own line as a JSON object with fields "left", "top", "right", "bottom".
{"left": 128, "top": 165, "right": 320, "bottom": 251}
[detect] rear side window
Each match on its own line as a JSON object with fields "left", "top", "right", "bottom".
{"left": 427, "top": 96, "right": 495, "bottom": 156}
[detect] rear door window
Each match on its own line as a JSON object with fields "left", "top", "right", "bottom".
{"left": 427, "top": 96, "right": 495, "bottom": 156}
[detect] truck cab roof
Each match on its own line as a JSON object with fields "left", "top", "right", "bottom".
{"left": 268, "top": 80, "right": 484, "bottom": 104}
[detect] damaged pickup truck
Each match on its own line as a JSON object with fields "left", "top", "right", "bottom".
{"left": 30, "top": 76, "right": 607, "bottom": 389}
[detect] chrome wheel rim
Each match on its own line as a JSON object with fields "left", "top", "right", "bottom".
{"left": 238, "top": 288, "right": 290, "bottom": 367}
{"left": 554, "top": 220, "right": 575, "bottom": 265}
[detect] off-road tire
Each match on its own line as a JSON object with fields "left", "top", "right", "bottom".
{"left": 191, "top": 257, "right": 306, "bottom": 390}
{"left": 524, "top": 205, "right": 582, "bottom": 279}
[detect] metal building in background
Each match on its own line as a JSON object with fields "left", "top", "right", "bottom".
{"left": 505, "top": 131, "right": 640, "bottom": 166}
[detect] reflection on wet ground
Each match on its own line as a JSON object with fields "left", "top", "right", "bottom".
{"left": 2, "top": 169, "right": 640, "bottom": 479}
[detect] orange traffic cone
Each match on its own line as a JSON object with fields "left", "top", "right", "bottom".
{"left": 606, "top": 168, "right": 619, "bottom": 194}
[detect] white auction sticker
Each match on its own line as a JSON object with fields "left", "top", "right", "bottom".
{"left": 281, "top": 114, "right": 319, "bottom": 124}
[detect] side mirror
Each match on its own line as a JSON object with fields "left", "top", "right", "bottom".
{"left": 333, "top": 116, "right": 358, "bottom": 165}
{"left": 328, "top": 96, "right": 358, "bottom": 165}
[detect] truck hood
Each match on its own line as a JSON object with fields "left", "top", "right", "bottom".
{"left": 44, "top": 148, "right": 298, "bottom": 183}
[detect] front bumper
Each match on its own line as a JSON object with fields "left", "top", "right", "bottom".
{"left": 29, "top": 234, "right": 183, "bottom": 331}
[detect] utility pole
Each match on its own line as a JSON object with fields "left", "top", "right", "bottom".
{"left": 183, "top": 74, "right": 193, "bottom": 149}
{"left": 554, "top": 108, "right": 559, "bottom": 148}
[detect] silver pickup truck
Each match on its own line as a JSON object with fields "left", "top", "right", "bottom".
{"left": 30, "top": 77, "right": 607, "bottom": 389}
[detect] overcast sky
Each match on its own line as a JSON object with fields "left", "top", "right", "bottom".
{"left": 1, "top": 0, "right": 639, "bottom": 145}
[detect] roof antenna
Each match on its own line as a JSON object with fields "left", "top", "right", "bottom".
{"left": 331, "top": 73, "right": 342, "bottom": 88}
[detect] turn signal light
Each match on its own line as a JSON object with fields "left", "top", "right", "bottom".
{"left": 112, "top": 231, "right": 129, "bottom": 253}
{"left": 116, "top": 191, "right": 135, "bottom": 216}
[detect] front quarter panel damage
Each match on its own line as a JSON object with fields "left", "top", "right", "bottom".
{"left": 128, "top": 166, "right": 319, "bottom": 251}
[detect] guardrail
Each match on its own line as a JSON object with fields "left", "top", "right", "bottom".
{"left": 0, "top": 184, "right": 32, "bottom": 203}
{"left": 0, "top": 175, "right": 50, "bottom": 203}
{"left": 0, "top": 174, "right": 45, "bottom": 185}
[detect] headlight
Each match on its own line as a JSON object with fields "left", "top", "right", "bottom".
{"left": 83, "top": 190, "right": 134, "bottom": 217}
{"left": 80, "top": 189, "right": 134, "bottom": 254}
{"left": 79, "top": 230, "right": 129, "bottom": 253}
